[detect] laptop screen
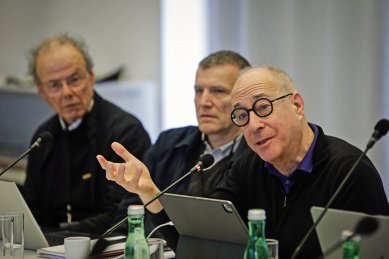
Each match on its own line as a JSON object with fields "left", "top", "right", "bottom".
{"left": 0, "top": 180, "right": 49, "bottom": 249}
{"left": 159, "top": 193, "right": 248, "bottom": 244}
{"left": 311, "top": 206, "right": 389, "bottom": 259}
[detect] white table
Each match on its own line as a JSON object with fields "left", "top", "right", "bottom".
{"left": 24, "top": 249, "right": 39, "bottom": 258}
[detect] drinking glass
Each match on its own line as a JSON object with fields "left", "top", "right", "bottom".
{"left": 0, "top": 212, "right": 24, "bottom": 259}
{"left": 266, "top": 238, "right": 279, "bottom": 259}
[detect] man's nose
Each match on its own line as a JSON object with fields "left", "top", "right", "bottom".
{"left": 247, "top": 111, "right": 265, "bottom": 129}
{"left": 61, "top": 81, "right": 74, "bottom": 95}
{"left": 199, "top": 90, "right": 212, "bottom": 106}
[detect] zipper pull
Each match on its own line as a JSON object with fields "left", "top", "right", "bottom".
{"left": 283, "top": 196, "right": 287, "bottom": 207}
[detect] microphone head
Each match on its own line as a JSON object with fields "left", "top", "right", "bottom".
{"left": 33, "top": 131, "right": 53, "bottom": 149}
{"left": 374, "top": 119, "right": 389, "bottom": 139}
{"left": 354, "top": 216, "right": 379, "bottom": 236}
{"left": 199, "top": 154, "right": 215, "bottom": 169}
{"left": 37, "top": 131, "right": 53, "bottom": 146}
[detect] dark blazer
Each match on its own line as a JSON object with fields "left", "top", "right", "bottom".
{"left": 145, "top": 126, "right": 248, "bottom": 195}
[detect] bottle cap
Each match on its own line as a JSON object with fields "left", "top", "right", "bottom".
{"left": 128, "top": 205, "right": 145, "bottom": 215}
{"left": 341, "top": 229, "right": 361, "bottom": 242}
{"left": 248, "top": 209, "right": 266, "bottom": 220}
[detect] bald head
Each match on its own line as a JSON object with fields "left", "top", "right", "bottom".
{"left": 232, "top": 66, "right": 296, "bottom": 105}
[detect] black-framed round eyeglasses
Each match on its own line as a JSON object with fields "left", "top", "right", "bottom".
{"left": 231, "top": 93, "right": 293, "bottom": 127}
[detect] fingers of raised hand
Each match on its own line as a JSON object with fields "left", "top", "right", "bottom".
{"left": 96, "top": 155, "right": 107, "bottom": 170}
{"left": 111, "top": 142, "right": 138, "bottom": 163}
{"left": 114, "top": 163, "right": 127, "bottom": 185}
{"left": 106, "top": 161, "right": 124, "bottom": 181}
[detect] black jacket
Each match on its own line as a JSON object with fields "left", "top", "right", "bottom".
{"left": 23, "top": 92, "right": 151, "bottom": 234}
{"left": 145, "top": 126, "right": 248, "bottom": 195}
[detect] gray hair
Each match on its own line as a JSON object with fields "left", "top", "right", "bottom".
{"left": 28, "top": 33, "right": 94, "bottom": 83}
{"left": 263, "top": 66, "right": 296, "bottom": 93}
{"left": 199, "top": 50, "right": 251, "bottom": 70}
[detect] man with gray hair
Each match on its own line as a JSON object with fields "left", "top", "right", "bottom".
{"left": 23, "top": 34, "right": 151, "bottom": 235}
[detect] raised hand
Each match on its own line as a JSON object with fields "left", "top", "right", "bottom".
{"left": 96, "top": 142, "right": 162, "bottom": 213}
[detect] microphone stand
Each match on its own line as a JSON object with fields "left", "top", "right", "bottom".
{"left": 100, "top": 167, "right": 200, "bottom": 238}
{"left": 0, "top": 146, "right": 35, "bottom": 177}
{"left": 314, "top": 216, "right": 378, "bottom": 259}
{"left": 292, "top": 119, "right": 388, "bottom": 258}
{"left": 0, "top": 133, "right": 50, "bottom": 177}
{"left": 90, "top": 162, "right": 208, "bottom": 257}
{"left": 290, "top": 147, "right": 368, "bottom": 259}
{"left": 314, "top": 234, "right": 355, "bottom": 259}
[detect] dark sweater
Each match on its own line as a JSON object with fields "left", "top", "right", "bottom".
{"left": 212, "top": 125, "right": 389, "bottom": 259}
{"left": 23, "top": 92, "right": 151, "bottom": 234}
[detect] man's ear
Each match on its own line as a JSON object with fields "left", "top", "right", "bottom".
{"left": 88, "top": 69, "right": 95, "bottom": 88}
{"left": 291, "top": 92, "right": 304, "bottom": 114}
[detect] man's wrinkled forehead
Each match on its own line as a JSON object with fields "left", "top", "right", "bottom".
{"left": 232, "top": 68, "right": 273, "bottom": 104}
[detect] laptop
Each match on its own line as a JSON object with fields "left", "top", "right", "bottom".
{"left": 159, "top": 193, "right": 248, "bottom": 259}
{"left": 0, "top": 180, "right": 50, "bottom": 249}
{"left": 311, "top": 206, "right": 389, "bottom": 259}
{"left": 0, "top": 180, "right": 94, "bottom": 250}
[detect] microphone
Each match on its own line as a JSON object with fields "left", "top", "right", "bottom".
{"left": 290, "top": 119, "right": 389, "bottom": 259}
{"left": 354, "top": 216, "right": 379, "bottom": 236}
{"left": 90, "top": 154, "right": 215, "bottom": 257}
{"left": 366, "top": 119, "right": 389, "bottom": 149}
{"left": 0, "top": 131, "right": 52, "bottom": 177}
{"left": 189, "top": 153, "right": 214, "bottom": 173}
{"left": 316, "top": 217, "right": 379, "bottom": 259}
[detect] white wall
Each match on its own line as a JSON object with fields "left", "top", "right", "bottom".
{"left": 246, "top": 0, "right": 387, "bottom": 193}
{"left": 207, "top": 0, "right": 388, "bottom": 195}
{"left": 161, "top": 0, "right": 208, "bottom": 129}
{"left": 0, "top": 0, "right": 160, "bottom": 82}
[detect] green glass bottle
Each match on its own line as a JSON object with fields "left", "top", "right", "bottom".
{"left": 244, "top": 209, "right": 270, "bottom": 259}
{"left": 124, "top": 205, "right": 150, "bottom": 259}
{"left": 342, "top": 230, "right": 360, "bottom": 259}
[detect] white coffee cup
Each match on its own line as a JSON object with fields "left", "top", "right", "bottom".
{"left": 64, "top": 236, "right": 91, "bottom": 259}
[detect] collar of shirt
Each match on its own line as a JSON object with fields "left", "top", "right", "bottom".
{"left": 265, "top": 123, "right": 319, "bottom": 193}
{"left": 59, "top": 99, "right": 94, "bottom": 131}
{"left": 202, "top": 133, "right": 243, "bottom": 168}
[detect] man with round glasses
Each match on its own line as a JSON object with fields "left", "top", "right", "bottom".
{"left": 97, "top": 65, "right": 388, "bottom": 258}
{"left": 23, "top": 34, "right": 151, "bottom": 235}
{"left": 231, "top": 93, "right": 292, "bottom": 127}
{"left": 213, "top": 66, "right": 389, "bottom": 258}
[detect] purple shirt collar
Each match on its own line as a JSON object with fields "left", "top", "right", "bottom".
{"left": 296, "top": 123, "right": 318, "bottom": 172}
{"left": 265, "top": 123, "right": 319, "bottom": 193}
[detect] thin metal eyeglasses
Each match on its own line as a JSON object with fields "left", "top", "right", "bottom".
{"left": 231, "top": 93, "right": 293, "bottom": 127}
{"left": 41, "top": 73, "right": 87, "bottom": 95}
